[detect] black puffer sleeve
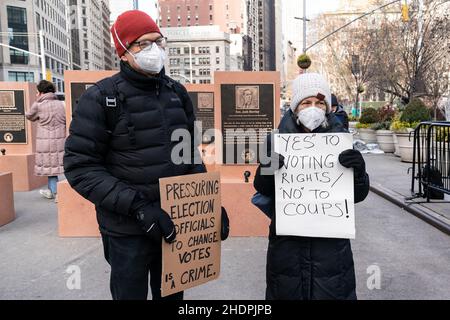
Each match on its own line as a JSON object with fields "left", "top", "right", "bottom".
{"left": 354, "top": 172, "right": 370, "bottom": 204}
{"left": 253, "top": 134, "right": 276, "bottom": 197}
{"left": 63, "top": 85, "right": 137, "bottom": 215}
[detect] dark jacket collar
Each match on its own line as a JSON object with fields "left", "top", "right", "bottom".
{"left": 278, "top": 110, "right": 346, "bottom": 134}
{"left": 119, "top": 61, "right": 166, "bottom": 90}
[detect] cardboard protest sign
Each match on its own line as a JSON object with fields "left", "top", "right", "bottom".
{"left": 159, "top": 172, "right": 221, "bottom": 297}
{"left": 274, "top": 133, "right": 355, "bottom": 239}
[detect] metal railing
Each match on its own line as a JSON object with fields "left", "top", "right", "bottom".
{"left": 411, "top": 121, "right": 450, "bottom": 202}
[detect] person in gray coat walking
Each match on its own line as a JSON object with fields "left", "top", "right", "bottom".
{"left": 26, "top": 80, "right": 66, "bottom": 200}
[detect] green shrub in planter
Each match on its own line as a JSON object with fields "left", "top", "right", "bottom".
{"left": 378, "top": 106, "right": 397, "bottom": 122}
{"left": 356, "top": 123, "right": 372, "bottom": 129}
{"left": 359, "top": 107, "right": 380, "bottom": 125}
{"left": 373, "top": 121, "right": 392, "bottom": 130}
{"left": 390, "top": 119, "right": 420, "bottom": 132}
{"left": 400, "top": 98, "right": 431, "bottom": 124}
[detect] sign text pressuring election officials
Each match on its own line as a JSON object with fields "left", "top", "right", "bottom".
{"left": 274, "top": 133, "right": 355, "bottom": 239}
{"left": 159, "top": 172, "right": 221, "bottom": 297}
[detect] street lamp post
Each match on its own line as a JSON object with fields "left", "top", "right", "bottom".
{"left": 39, "top": 30, "right": 46, "bottom": 79}
{"left": 0, "top": 31, "right": 46, "bottom": 80}
{"left": 294, "top": 0, "right": 310, "bottom": 53}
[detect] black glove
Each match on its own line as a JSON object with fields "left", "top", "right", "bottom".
{"left": 339, "top": 149, "right": 366, "bottom": 178}
{"left": 220, "top": 207, "right": 230, "bottom": 241}
{"left": 130, "top": 193, "right": 176, "bottom": 243}
{"left": 260, "top": 152, "right": 285, "bottom": 175}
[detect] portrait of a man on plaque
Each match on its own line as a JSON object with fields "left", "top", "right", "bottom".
{"left": 236, "top": 86, "right": 259, "bottom": 110}
{"left": 0, "top": 91, "right": 15, "bottom": 108}
{"left": 242, "top": 148, "right": 256, "bottom": 163}
{"left": 198, "top": 92, "right": 213, "bottom": 109}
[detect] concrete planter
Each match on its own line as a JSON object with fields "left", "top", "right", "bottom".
{"left": 395, "top": 132, "right": 414, "bottom": 163}
{"left": 393, "top": 133, "right": 401, "bottom": 157}
{"left": 358, "top": 128, "right": 377, "bottom": 144}
{"left": 376, "top": 130, "right": 395, "bottom": 153}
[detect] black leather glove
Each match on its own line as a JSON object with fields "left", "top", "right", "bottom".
{"left": 339, "top": 149, "right": 366, "bottom": 178}
{"left": 220, "top": 207, "right": 230, "bottom": 241}
{"left": 136, "top": 205, "right": 176, "bottom": 243}
{"left": 260, "top": 152, "right": 285, "bottom": 175}
{"left": 131, "top": 195, "right": 176, "bottom": 243}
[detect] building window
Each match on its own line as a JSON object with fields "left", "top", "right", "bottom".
{"left": 36, "top": 13, "right": 41, "bottom": 30}
{"left": 7, "top": 6, "right": 29, "bottom": 64}
{"left": 8, "top": 71, "right": 34, "bottom": 82}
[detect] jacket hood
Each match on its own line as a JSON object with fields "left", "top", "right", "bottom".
{"left": 37, "top": 92, "right": 57, "bottom": 103}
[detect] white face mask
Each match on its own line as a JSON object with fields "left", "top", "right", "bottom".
{"left": 296, "top": 107, "right": 326, "bottom": 131}
{"left": 131, "top": 43, "right": 166, "bottom": 74}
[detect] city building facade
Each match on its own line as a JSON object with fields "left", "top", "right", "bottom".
{"left": 69, "top": 0, "right": 112, "bottom": 71}
{"left": 159, "top": 0, "right": 263, "bottom": 71}
{"left": 0, "top": 0, "right": 72, "bottom": 92}
{"left": 161, "top": 25, "right": 230, "bottom": 84}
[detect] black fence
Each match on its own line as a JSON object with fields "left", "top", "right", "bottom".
{"left": 411, "top": 121, "right": 450, "bottom": 201}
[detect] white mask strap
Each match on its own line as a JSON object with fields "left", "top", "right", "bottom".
{"left": 113, "top": 24, "right": 134, "bottom": 57}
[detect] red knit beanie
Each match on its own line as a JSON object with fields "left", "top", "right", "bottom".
{"left": 111, "top": 10, "right": 161, "bottom": 57}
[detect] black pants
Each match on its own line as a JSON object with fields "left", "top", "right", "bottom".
{"left": 101, "top": 233, "right": 184, "bottom": 300}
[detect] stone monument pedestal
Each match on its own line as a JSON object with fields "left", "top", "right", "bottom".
{"left": 0, "top": 82, "right": 46, "bottom": 191}
{"left": 57, "top": 180, "right": 99, "bottom": 237}
{"left": 0, "top": 154, "right": 46, "bottom": 191}
{"left": 0, "top": 172, "right": 15, "bottom": 227}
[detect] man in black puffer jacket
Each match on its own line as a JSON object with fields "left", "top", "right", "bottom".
{"left": 64, "top": 10, "right": 229, "bottom": 300}
{"left": 254, "top": 73, "right": 369, "bottom": 300}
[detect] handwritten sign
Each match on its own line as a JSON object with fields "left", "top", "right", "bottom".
{"left": 274, "top": 133, "right": 355, "bottom": 239}
{"left": 159, "top": 172, "right": 221, "bottom": 297}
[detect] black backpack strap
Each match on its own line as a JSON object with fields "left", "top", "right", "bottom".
{"left": 164, "top": 76, "right": 188, "bottom": 109}
{"left": 95, "top": 76, "right": 136, "bottom": 146}
{"left": 95, "top": 77, "right": 122, "bottom": 134}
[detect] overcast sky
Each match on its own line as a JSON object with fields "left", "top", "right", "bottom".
{"left": 304, "top": 0, "right": 341, "bottom": 17}
{"left": 109, "top": 0, "right": 343, "bottom": 23}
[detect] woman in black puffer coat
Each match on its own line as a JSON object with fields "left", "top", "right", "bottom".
{"left": 254, "top": 73, "right": 370, "bottom": 300}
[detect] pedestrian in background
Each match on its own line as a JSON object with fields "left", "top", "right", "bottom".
{"left": 26, "top": 80, "right": 66, "bottom": 200}
{"left": 331, "top": 94, "right": 349, "bottom": 130}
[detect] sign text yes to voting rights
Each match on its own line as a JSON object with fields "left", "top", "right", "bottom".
{"left": 274, "top": 133, "right": 355, "bottom": 239}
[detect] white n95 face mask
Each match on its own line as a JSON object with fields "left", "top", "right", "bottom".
{"left": 296, "top": 107, "right": 326, "bottom": 131}
{"left": 132, "top": 43, "right": 166, "bottom": 74}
